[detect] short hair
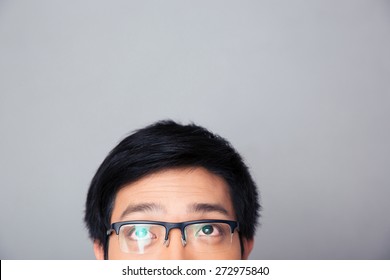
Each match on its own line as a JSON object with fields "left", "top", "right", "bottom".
{"left": 84, "top": 120, "right": 260, "bottom": 256}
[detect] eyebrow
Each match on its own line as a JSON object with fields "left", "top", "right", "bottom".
{"left": 187, "top": 203, "right": 230, "bottom": 217}
{"left": 119, "top": 203, "right": 165, "bottom": 220}
{"left": 119, "top": 202, "right": 230, "bottom": 220}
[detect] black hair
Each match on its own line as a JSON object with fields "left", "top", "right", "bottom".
{"left": 84, "top": 120, "right": 260, "bottom": 258}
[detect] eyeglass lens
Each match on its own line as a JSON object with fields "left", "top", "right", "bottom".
{"left": 118, "top": 222, "right": 233, "bottom": 254}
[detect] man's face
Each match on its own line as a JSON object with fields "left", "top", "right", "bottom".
{"left": 94, "top": 167, "right": 253, "bottom": 259}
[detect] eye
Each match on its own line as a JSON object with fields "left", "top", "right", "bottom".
{"left": 135, "top": 227, "right": 148, "bottom": 238}
{"left": 126, "top": 226, "right": 156, "bottom": 241}
{"left": 196, "top": 224, "right": 222, "bottom": 237}
{"left": 201, "top": 225, "right": 214, "bottom": 235}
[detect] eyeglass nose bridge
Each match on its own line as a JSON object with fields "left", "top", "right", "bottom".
{"left": 163, "top": 223, "right": 187, "bottom": 248}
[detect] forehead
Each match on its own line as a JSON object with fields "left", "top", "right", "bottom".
{"left": 111, "top": 167, "right": 235, "bottom": 223}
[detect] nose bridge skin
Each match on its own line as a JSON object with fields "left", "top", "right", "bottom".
{"left": 160, "top": 228, "right": 189, "bottom": 260}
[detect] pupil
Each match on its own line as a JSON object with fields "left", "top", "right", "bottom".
{"left": 135, "top": 228, "right": 148, "bottom": 238}
{"left": 202, "top": 225, "right": 213, "bottom": 235}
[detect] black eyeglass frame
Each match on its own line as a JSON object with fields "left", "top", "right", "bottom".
{"left": 104, "top": 219, "right": 240, "bottom": 260}
{"left": 107, "top": 219, "right": 239, "bottom": 242}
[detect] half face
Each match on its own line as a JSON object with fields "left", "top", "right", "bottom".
{"left": 94, "top": 167, "right": 253, "bottom": 259}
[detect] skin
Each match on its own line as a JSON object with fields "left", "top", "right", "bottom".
{"left": 94, "top": 167, "right": 254, "bottom": 260}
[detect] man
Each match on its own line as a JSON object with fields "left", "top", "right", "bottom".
{"left": 84, "top": 120, "right": 260, "bottom": 259}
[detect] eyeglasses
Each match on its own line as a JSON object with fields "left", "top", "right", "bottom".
{"left": 107, "top": 219, "right": 239, "bottom": 254}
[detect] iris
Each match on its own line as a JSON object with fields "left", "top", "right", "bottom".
{"left": 135, "top": 227, "right": 149, "bottom": 238}
{"left": 201, "top": 225, "right": 214, "bottom": 235}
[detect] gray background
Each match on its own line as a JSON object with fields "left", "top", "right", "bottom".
{"left": 0, "top": 0, "right": 389, "bottom": 259}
